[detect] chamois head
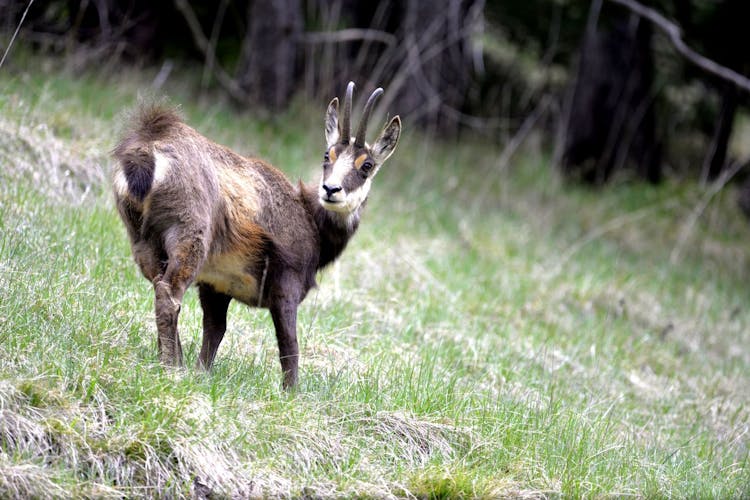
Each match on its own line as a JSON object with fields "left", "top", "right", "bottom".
{"left": 320, "top": 81, "right": 401, "bottom": 215}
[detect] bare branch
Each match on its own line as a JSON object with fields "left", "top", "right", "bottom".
{"left": 472, "top": 95, "right": 553, "bottom": 215}
{"left": 300, "top": 29, "right": 397, "bottom": 48}
{"left": 203, "top": 0, "right": 230, "bottom": 89}
{"left": 670, "top": 159, "right": 745, "bottom": 263}
{"left": 173, "top": 0, "right": 250, "bottom": 102}
{"left": 496, "top": 95, "right": 551, "bottom": 172}
{"left": 608, "top": 0, "right": 750, "bottom": 93}
{"left": 0, "top": 0, "right": 35, "bottom": 70}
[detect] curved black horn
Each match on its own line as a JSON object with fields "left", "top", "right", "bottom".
{"left": 354, "top": 87, "right": 383, "bottom": 147}
{"left": 341, "top": 81, "right": 354, "bottom": 144}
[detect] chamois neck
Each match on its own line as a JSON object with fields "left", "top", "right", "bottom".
{"left": 300, "top": 183, "right": 362, "bottom": 270}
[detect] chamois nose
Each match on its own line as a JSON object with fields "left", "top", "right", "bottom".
{"left": 322, "top": 183, "right": 342, "bottom": 197}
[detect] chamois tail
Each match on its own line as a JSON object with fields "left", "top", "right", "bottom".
{"left": 113, "top": 105, "right": 181, "bottom": 201}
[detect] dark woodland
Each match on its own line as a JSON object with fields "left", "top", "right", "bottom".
{"left": 3, "top": 0, "right": 750, "bottom": 195}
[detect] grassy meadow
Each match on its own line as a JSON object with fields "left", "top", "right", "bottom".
{"left": 1, "top": 57, "right": 749, "bottom": 498}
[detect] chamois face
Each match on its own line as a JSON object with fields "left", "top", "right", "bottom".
{"left": 318, "top": 142, "right": 375, "bottom": 214}
{"left": 319, "top": 84, "right": 401, "bottom": 215}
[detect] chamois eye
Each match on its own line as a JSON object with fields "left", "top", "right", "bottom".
{"left": 323, "top": 152, "right": 330, "bottom": 163}
{"left": 361, "top": 161, "right": 373, "bottom": 174}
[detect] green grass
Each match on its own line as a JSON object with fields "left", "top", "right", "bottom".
{"left": 1, "top": 56, "right": 749, "bottom": 498}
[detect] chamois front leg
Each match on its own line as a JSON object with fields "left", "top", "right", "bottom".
{"left": 197, "top": 284, "right": 232, "bottom": 370}
{"left": 270, "top": 298, "right": 300, "bottom": 389}
{"left": 154, "top": 234, "right": 207, "bottom": 367}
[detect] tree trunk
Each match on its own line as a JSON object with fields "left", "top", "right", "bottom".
{"left": 396, "top": 0, "right": 477, "bottom": 132}
{"left": 561, "top": 9, "right": 660, "bottom": 184}
{"left": 237, "top": 0, "right": 302, "bottom": 110}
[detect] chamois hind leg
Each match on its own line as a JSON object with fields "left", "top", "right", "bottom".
{"left": 132, "top": 240, "right": 166, "bottom": 283}
{"left": 154, "top": 231, "right": 208, "bottom": 367}
{"left": 270, "top": 297, "right": 300, "bottom": 389}
{"left": 197, "top": 284, "right": 232, "bottom": 370}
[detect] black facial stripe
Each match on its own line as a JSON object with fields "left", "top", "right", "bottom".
{"left": 341, "top": 168, "right": 367, "bottom": 192}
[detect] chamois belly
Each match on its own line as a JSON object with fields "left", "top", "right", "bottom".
{"left": 196, "top": 254, "right": 260, "bottom": 305}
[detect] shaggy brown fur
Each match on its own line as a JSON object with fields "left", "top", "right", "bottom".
{"left": 112, "top": 85, "right": 400, "bottom": 388}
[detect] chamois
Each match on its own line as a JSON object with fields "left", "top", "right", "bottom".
{"left": 113, "top": 82, "right": 401, "bottom": 388}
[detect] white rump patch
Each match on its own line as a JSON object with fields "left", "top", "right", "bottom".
{"left": 152, "top": 150, "right": 171, "bottom": 186}
{"left": 113, "top": 169, "right": 129, "bottom": 198}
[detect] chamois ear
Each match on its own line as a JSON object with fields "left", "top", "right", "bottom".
{"left": 371, "top": 116, "right": 401, "bottom": 164}
{"left": 325, "top": 97, "right": 340, "bottom": 147}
